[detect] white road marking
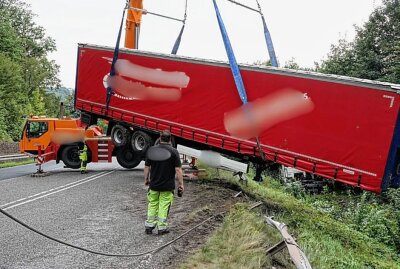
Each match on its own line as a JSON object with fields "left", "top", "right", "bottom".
{"left": 0, "top": 171, "right": 108, "bottom": 208}
{"left": 1, "top": 171, "right": 114, "bottom": 210}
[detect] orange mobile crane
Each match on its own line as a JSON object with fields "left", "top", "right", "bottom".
{"left": 19, "top": 114, "right": 115, "bottom": 169}
{"left": 19, "top": 1, "right": 146, "bottom": 170}
{"left": 125, "top": 0, "right": 143, "bottom": 49}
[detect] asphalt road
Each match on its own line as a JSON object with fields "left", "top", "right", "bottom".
{"left": 0, "top": 160, "right": 236, "bottom": 269}
{"left": 0, "top": 161, "right": 62, "bottom": 181}
{"left": 0, "top": 161, "right": 157, "bottom": 268}
{"left": 0, "top": 161, "right": 169, "bottom": 268}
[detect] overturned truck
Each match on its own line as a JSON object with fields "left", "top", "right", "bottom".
{"left": 75, "top": 43, "right": 400, "bottom": 193}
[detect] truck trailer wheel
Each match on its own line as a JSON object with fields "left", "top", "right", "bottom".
{"left": 61, "top": 145, "right": 81, "bottom": 169}
{"left": 131, "top": 131, "right": 153, "bottom": 154}
{"left": 111, "top": 125, "right": 130, "bottom": 147}
{"left": 116, "top": 147, "right": 142, "bottom": 169}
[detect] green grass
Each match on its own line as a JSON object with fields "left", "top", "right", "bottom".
{"left": 186, "top": 167, "right": 400, "bottom": 269}
{"left": 0, "top": 158, "right": 34, "bottom": 168}
{"left": 293, "top": 187, "right": 400, "bottom": 252}
{"left": 181, "top": 203, "right": 293, "bottom": 269}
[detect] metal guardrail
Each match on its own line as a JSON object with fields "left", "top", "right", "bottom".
{"left": 0, "top": 154, "right": 32, "bottom": 163}
{"left": 265, "top": 216, "right": 312, "bottom": 269}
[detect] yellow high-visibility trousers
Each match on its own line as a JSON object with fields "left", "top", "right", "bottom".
{"left": 145, "top": 190, "right": 174, "bottom": 231}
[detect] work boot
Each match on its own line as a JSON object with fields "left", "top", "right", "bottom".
{"left": 158, "top": 229, "right": 170, "bottom": 235}
{"left": 145, "top": 227, "right": 154, "bottom": 234}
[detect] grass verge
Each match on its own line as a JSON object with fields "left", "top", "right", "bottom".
{"left": 181, "top": 203, "right": 293, "bottom": 269}
{"left": 183, "top": 168, "right": 400, "bottom": 269}
{"left": 0, "top": 158, "right": 34, "bottom": 168}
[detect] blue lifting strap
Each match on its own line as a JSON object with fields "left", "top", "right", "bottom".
{"left": 171, "top": 0, "right": 188, "bottom": 55}
{"left": 225, "top": 0, "right": 278, "bottom": 67}
{"left": 105, "top": 6, "right": 127, "bottom": 114}
{"left": 212, "top": 0, "right": 248, "bottom": 104}
{"left": 212, "top": 0, "right": 266, "bottom": 160}
{"left": 171, "top": 24, "right": 185, "bottom": 55}
{"left": 256, "top": 0, "right": 278, "bottom": 67}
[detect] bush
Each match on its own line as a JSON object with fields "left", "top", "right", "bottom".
{"left": 282, "top": 181, "right": 400, "bottom": 253}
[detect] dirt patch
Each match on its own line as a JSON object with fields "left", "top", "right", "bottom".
{"left": 155, "top": 180, "right": 243, "bottom": 269}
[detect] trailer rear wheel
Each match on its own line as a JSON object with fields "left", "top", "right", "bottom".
{"left": 62, "top": 145, "right": 81, "bottom": 169}
{"left": 131, "top": 131, "right": 153, "bottom": 153}
{"left": 116, "top": 147, "right": 142, "bottom": 169}
{"left": 111, "top": 125, "right": 130, "bottom": 147}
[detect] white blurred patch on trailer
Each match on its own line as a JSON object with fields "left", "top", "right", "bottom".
{"left": 280, "top": 165, "right": 305, "bottom": 181}
{"left": 177, "top": 145, "right": 248, "bottom": 173}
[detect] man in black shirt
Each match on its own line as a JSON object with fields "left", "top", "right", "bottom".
{"left": 144, "top": 130, "right": 184, "bottom": 235}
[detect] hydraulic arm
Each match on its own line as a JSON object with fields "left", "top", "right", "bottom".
{"left": 125, "top": 0, "right": 144, "bottom": 49}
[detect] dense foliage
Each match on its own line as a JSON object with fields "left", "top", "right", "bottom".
{"left": 0, "top": 0, "right": 71, "bottom": 141}
{"left": 282, "top": 181, "right": 400, "bottom": 253}
{"left": 200, "top": 168, "right": 400, "bottom": 268}
{"left": 317, "top": 0, "right": 400, "bottom": 83}
{"left": 281, "top": 1, "right": 400, "bottom": 252}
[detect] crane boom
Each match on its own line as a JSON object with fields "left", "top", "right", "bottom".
{"left": 125, "top": 0, "right": 144, "bottom": 49}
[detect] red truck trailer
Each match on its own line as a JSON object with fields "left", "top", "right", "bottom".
{"left": 75, "top": 43, "right": 400, "bottom": 193}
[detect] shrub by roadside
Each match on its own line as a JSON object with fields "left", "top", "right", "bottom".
{"left": 188, "top": 167, "right": 400, "bottom": 269}
{"left": 283, "top": 182, "right": 400, "bottom": 253}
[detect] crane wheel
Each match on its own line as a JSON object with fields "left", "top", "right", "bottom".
{"left": 61, "top": 145, "right": 81, "bottom": 169}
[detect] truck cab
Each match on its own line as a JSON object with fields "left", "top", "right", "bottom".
{"left": 19, "top": 116, "right": 117, "bottom": 169}
{"left": 20, "top": 116, "right": 84, "bottom": 154}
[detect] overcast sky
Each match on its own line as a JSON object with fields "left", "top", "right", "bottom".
{"left": 29, "top": 0, "right": 381, "bottom": 88}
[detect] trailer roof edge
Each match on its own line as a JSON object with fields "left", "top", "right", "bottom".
{"left": 78, "top": 43, "right": 400, "bottom": 93}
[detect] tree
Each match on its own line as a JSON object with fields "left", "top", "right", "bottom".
{"left": 255, "top": 58, "right": 316, "bottom": 72}
{"left": 0, "top": 0, "right": 62, "bottom": 140}
{"left": 30, "top": 88, "right": 46, "bottom": 115}
{"left": 283, "top": 58, "right": 301, "bottom": 70}
{"left": 43, "top": 91, "right": 62, "bottom": 117}
{"left": 0, "top": 20, "right": 23, "bottom": 61}
{"left": 319, "top": 0, "right": 400, "bottom": 83}
{"left": 0, "top": 53, "right": 29, "bottom": 141}
{"left": 0, "top": 0, "right": 56, "bottom": 58}
{"left": 0, "top": 0, "right": 60, "bottom": 93}
{"left": 63, "top": 90, "right": 76, "bottom": 117}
